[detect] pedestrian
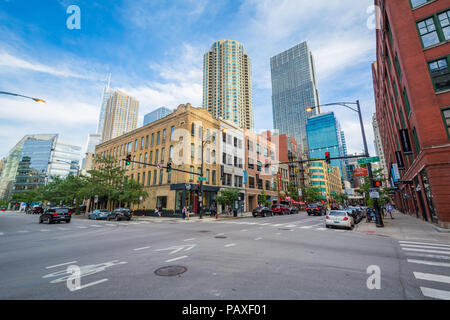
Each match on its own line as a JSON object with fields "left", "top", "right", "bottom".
{"left": 366, "top": 208, "right": 372, "bottom": 223}
{"left": 387, "top": 203, "right": 394, "bottom": 219}
{"left": 182, "top": 206, "right": 186, "bottom": 220}
{"left": 154, "top": 207, "right": 159, "bottom": 217}
{"left": 186, "top": 206, "right": 190, "bottom": 220}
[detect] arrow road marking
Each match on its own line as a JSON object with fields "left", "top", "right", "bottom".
{"left": 165, "top": 256, "right": 188, "bottom": 263}
{"left": 154, "top": 244, "right": 197, "bottom": 255}
{"left": 133, "top": 246, "right": 152, "bottom": 251}
{"left": 46, "top": 261, "right": 78, "bottom": 269}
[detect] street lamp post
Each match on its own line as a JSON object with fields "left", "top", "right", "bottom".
{"left": 199, "top": 132, "right": 211, "bottom": 219}
{"left": 307, "top": 100, "right": 383, "bottom": 227}
{"left": 0, "top": 91, "right": 46, "bottom": 104}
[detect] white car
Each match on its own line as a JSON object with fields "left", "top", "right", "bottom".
{"left": 325, "top": 210, "right": 354, "bottom": 230}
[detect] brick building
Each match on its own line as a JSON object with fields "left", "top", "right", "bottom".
{"left": 373, "top": 0, "right": 450, "bottom": 228}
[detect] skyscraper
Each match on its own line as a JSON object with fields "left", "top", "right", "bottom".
{"left": 271, "top": 41, "right": 321, "bottom": 153}
{"left": 143, "top": 107, "right": 173, "bottom": 126}
{"left": 306, "top": 112, "right": 346, "bottom": 184}
{"left": 203, "top": 40, "right": 254, "bottom": 130}
{"left": 96, "top": 73, "right": 112, "bottom": 139}
{"left": 101, "top": 90, "right": 139, "bottom": 143}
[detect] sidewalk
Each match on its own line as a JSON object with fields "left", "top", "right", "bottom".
{"left": 354, "top": 209, "right": 450, "bottom": 244}
{"left": 133, "top": 211, "right": 254, "bottom": 222}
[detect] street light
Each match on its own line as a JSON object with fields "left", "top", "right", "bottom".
{"left": 198, "top": 132, "right": 211, "bottom": 219}
{"left": 0, "top": 91, "right": 46, "bottom": 104}
{"left": 306, "top": 100, "right": 383, "bottom": 227}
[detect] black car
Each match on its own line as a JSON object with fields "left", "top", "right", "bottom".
{"left": 306, "top": 203, "right": 326, "bottom": 216}
{"left": 252, "top": 207, "right": 273, "bottom": 217}
{"left": 346, "top": 207, "right": 363, "bottom": 224}
{"left": 288, "top": 206, "right": 299, "bottom": 214}
{"left": 39, "top": 207, "right": 72, "bottom": 224}
{"left": 107, "top": 208, "right": 132, "bottom": 221}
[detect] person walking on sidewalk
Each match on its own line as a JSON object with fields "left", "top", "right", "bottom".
{"left": 182, "top": 206, "right": 187, "bottom": 220}
{"left": 386, "top": 203, "right": 394, "bottom": 219}
{"left": 186, "top": 206, "right": 190, "bottom": 220}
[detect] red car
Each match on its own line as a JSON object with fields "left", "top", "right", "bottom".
{"left": 271, "top": 204, "right": 290, "bottom": 215}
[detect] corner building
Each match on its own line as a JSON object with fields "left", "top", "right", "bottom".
{"left": 373, "top": 0, "right": 450, "bottom": 228}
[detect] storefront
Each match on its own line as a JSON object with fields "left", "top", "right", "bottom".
{"left": 171, "top": 183, "right": 220, "bottom": 214}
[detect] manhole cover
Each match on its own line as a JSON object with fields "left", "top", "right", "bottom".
{"left": 155, "top": 266, "right": 187, "bottom": 276}
{"left": 215, "top": 235, "right": 227, "bottom": 238}
{"left": 198, "top": 230, "right": 210, "bottom": 233}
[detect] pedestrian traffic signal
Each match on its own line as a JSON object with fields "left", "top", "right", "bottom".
{"left": 375, "top": 180, "right": 382, "bottom": 187}
{"left": 325, "top": 152, "right": 331, "bottom": 164}
{"left": 166, "top": 162, "right": 172, "bottom": 173}
{"left": 125, "top": 154, "right": 131, "bottom": 165}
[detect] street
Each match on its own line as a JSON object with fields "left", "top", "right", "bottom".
{"left": 1, "top": 211, "right": 449, "bottom": 300}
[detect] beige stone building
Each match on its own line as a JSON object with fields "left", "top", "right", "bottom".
{"left": 95, "top": 103, "right": 221, "bottom": 213}
{"left": 308, "top": 160, "right": 343, "bottom": 203}
{"left": 102, "top": 90, "right": 139, "bottom": 143}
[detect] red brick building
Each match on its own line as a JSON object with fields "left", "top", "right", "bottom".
{"left": 373, "top": 0, "right": 450, "bottom": 228}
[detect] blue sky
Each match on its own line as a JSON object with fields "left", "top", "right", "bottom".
{"left": 0, "top": 0, "right": 377, "bottom": 158}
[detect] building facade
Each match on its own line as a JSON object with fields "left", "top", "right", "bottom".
{"left": 102, "top": 90, "right": 139, "bottom": 143}
{"left": 309, "top": 160, "right": 343, "bottom": 202}
{"left": 203, "top": 40, "right": 254, "bottom": 130}
{"left": 96, "top": 74, "right": 112, "bottom": 140}
{"left": 143, "top": 107, "right": 173, "bottom": 126}
{"left": 95, "top": 103, "right": 221, "bottom": 213}
{"left": 372, "top": 112, "right": 389, "bottom": 181}
{"left": 373, "top": 0, "right": 450, "bottom": 228}
{"left": 306, "top": 112, "right": 346, "bottom": 184}
{"left": 271, "top": 41, "right": 321, "bottom": 153}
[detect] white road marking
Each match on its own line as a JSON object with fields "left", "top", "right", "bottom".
{"left": 90, "top": 225, "right": 102, "bottom": 228}
{"left": 183, "top": 238, "right": 195, "bottom": 241}
{"left": 46, "top": 261, "right": 78, "bottom": 269}
{"left": 402, "top": 248, "right": 450, "bottom": 255}
{"left": 285, "top": 225, "right": 297, "bottom": 228}
{"left": 400, "top": 241, "right": 450, "bottom": 248}
{"left": 407, "top": 259, "right": 450, "bottom": 268}
{"left": 0, "top": 232, "right": 4, "bottom": 235}
{"left": 77, "top": 226, "right": 88, "bottom": 229}
{"left": 155, "top": 244, "right": 197, "bottom": 255}
{"left": 420, "top": 287, "right": 450, "bottom": 300}
{"left": 133, "top": 246, "right": 152, "bottom": 251}
{"left": 404, "top": 252, "right": 450, "bottom": 260}
{"left": 247, "top": 223, "right": 257, "bottom": 225}
{"left": 57, "top": 228, "right": 70, "bottom": 231}
{"left": 275, "top": 233, "right": 281, "bottom": 235}
{"left": 216, "top": 233, "right": 225, "bottom": 236}
{"left": 224, "top": 243, "right": 236, "bottom": 247}
{"left": 300, "top": 226, "right": 313, "bottom": 229}
{"left": 71, "top": 279, "right": 109, "bottom": 291}
{"left": 40, "top": 229, "right": 50, "bottom": 232}
{"left": 413, "top": 272, "right": 450, "bottom": 284}
{"left": 259, "top": 223, "right": 270, "bottom": 226}
{"left": 316, "top": 228, "right": 327, "bottom": 231}
{"left": 273, "top": 224, "right": 285, "bottom": 227}
{"left": 401, "top": 244, "right": 450, "bottom": 250}
{"left": 17, "top": 230, "right": 29, "bottom": 233}
{"left": 240, "top": 229, "right": 248, "bottom": 232}
{"left": 105, "top": 224, "right": 116, "bottom": 227}
{"left": 254, "top": 237, "right": 262, "bottom": 241}
{"left": 165, "top": 256, "right": 188, "bottom": 263}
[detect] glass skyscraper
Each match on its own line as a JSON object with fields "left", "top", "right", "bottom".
{"left": 271, "top": 41, "right": 320, "bottom": 153}
{"left": 143, "top": 107, "right": 173, "bottom": 126}
{"left": 306, "top": 112, "right": 346, "bottom": 183}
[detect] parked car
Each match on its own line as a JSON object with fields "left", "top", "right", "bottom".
{"left": 39, "top": 207, "right": 72, "bottom": 224}
{"left": 325, "top": 210, "right": 354, "bottom": 230}
{"left": 271, "top": 204, "right": 290, "bottom": 215}
{"left": 32, "top": 206, "right": 44, "bottom": 214}
{"left": 330, "top": 204, "right": 343, "bottom": 210}
{"left": 88, "top": 209, "right": 111, "bottom": 220}
{"left": 346, "top": 207, "right": 364, "bottom": 224}
{"left": 306, "top": 203, "right": 326, "bottom": 216}
{"left": 107, "top": 208, "right": 132, "bottom": 221}
{"left": 252, "top": 207, "right": 273, "bottom": 217}
{"left": 288, "top": 206, "right": 299, "bottom": 214}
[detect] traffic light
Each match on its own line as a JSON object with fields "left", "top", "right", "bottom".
{"left": 166, "top": 162, "right": 172, "bottom": 173}
{"left": 375, "top": 180, "right": 382, "bottom": 187}
{"left": 325, "top": 152, "right": 331, "bottom": 164}
{"left": 125, "top": 154, "right": 131, "bottom": 166}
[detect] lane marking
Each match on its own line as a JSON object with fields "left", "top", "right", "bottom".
{"left": 259, "top": 223, "right": 270, "bottom": 226}
{"left": 90, "top": 225, "right": 102, "bottom": 228}
{"left": 46, "top": 261, "right": 78, "bottom": 269}
{"left": 77, "top": 226, "right": 88, "bottom": 229}
{"left": 17, "top": 230, "right": 29, "bottom": 233}
{"left": 273, "top": 224, "right": 285, "bottom": 227}
{"left": 57, "top": 228, "right": 70, "bottom": 231}
{"left": 407, "top": 259, "right": 450, "bottom": 268}
{"left": 165, "top": 256, "right": 188, "bottom": 263}
{"left": 216, "top": 233, "right": 225, "bottom": 236}
{"left": 414, "top": 272, "right": 450, "bottom": 284}
{"left": 300, "top": 226, "right": 313, "bottom": 229}
{"left": 183, "top": 238, "right": 195, "bottom": 241}
{"left": 400, "top": 241, "right": 450, "bottom": 248}
{"left": 133, "top": 246, "right": 152, "bottom": 251}
{"left": 402, "top": 248, "right": 450, "bottom": 255}
{"left": 224, "top": 243, "right": 236, "bottom": 247}
{"left": 285, "top": 225, "right": 297, "bottom": 228}
{"left": 40, "top": 229, "right": 50, "bottom": 232}
{"left": 72, "top": 279, "right": 109, "bottom": 291}
{"left": 316, "top": 228, "right": 327, "bottom": 231}
{"left": 401, "top": 244, "right": 450, "bottom": 251}
{"left": 254, "top": 237, "right": 262, "bottom": 241}
{"left": 240, "top": 229, "right": 248, "bottom": 232}
{"left": 404, "top": 252, "right": 450, "bottom": 260}
{"left": 0, "top": 232, "right": 4, "bottom": 235}
{"left": 275, "top": 233, "right": 281, "bottom": 235}
{"left": 420, "top": 287, "right": 450, "bottom": 300}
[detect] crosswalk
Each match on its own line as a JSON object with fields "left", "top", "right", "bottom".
{"left": 213, "top": 220, "right": 347, "bottom": 233}
{"left": 400, "top": 240, "right": 450, "bottom": 300}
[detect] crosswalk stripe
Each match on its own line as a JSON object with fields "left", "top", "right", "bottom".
{"left": 401, "top": 244, "right": 450, "bottom": 251}
{"left": 400, "top": 241, "right": 450, "bottom": 248}
{"left": 413, "top": 272, "right": 450, "bottom": 284}
{"left": 300, "top": 226, "right": 312, "bottom": 229}
{"left": 0, "top": 232, "right": 4, "bottom": 235}
{"left": 420, "top": 287, "right": 450, "bottom": 300}
{"left": 316, "top": 228, "right": 327, "bottom": 231}
{"left": 273, "top": 224, "right": 285, "bottom": 227}
{"left": 401, "top": 248, "right": 450, "bottom": 255}
{"left": 404, "top": 252, "right": 450, "bottom": 260}
{"left": 407, "top": 259, "right": 450, "bottom": 268}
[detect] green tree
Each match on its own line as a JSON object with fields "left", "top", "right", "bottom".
{"left": 358, "top": 167, "right": 390, "bottom": 208}
{"left": 216, "top": 188, "right": 239, "bottom": 213}
{"left": 301, "top": 186, "right": 322, "bottom": 203}
{"left": 258, "top": 190, "right": 271, "bottom": 207}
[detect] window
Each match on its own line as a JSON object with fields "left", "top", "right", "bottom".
{"left": 410, "top": 0, "right": 430, "bottom": 9}
{"left": 417, "top": 17, "right": 440, "bottom": 48}
{"left": 139, "top": 154, "right": 142, "bottom": 168}
{"left": 170, "top": 126, "right": 175, "bottom": 141}
{"left": 161, "top": 148, "right": 165, "bottom": 162}
{"left": 145, "top": 135, "right": 149, "bottom": 148}
{"left": 441, "top": 107, "right": 450, "bottom": 138}
{"left": 206, "top": 169, "right": 210, "bottom": 184}
{"left": 155, "top": 149, "right": 159, "bottom": 164}
{"left": 248, "top": 158, "right": 254, "bottom": 170}
{"left": 248, "top": 140, "right": 253, "bottom": 151}
{"left": 438, "top": 10, "right": 450, "bottom": 40}
{"left": 134, "top": 139, "right": 138, "bottom": 151}
{"left": 159, "top": 170, "right": 163, "bottom": 184}
{"left": 403, "top": 88, "right": 412, "bottom": 115}
{"left": 141, "top": 137, "right": 144, "bottom": 149}
{"left": 150, "top": 151, "right": 153, "bottom": 164}
{"left": 162, "top": 129, "right": 166, "bottom": 142}
{"left": 198, "top": 146, "right": 202, "bottom": 161}
{"left": 137, "top": 173, "right": 140, "bottom": 183}
{"left": 234, "top": 137, "right": 237, "bottom": 147}
{"left": 212, "top": 170, "right": 216, "bottom": 185}
{"left": 257, "top": 161, "right": 262, "bottom": 172}
{"left": 191, "top": 123, "right": 195, "bottom": 137}
{"left": 156, "top": 131, "right": 160, "bottom": 145}
{"left": 191, "top": 143, "right": 195, "bottom": 159}
{"left": 189, "top": 166, "right": 194, "bottom": 181}
{"left": 153, "top": 170, "right": 157, "bottom": 185}
{"left": 394, "top": 52, "right": 402, "bottom": 80}
{"left": 198, "top": 126, "right": 202, "bottom": 138}
{"left": 428, "top": 56, "right": 450, "bottom": 92}
{"left": 223, "top": 152, "right": 227, "bottom": 164}
{"left": 144, "top": 153, "right": 148, "bottom": 167}
{"left": 256, "top": 144, "right": 260, "bottom": 154}
{"left": 412, "top": 127, "right": 421, "bottom": 154}
{"left": 147, "top": 171, "right": 151, "bottom": 186}
{"left": 151, "top": 133, "right": 155, "bottom": 146}
{"left": 169, "top": 146, "right": 174, "bottom": 160}
{"left": 132, "top": 155, "right": 136, "bottom": 169}
{"left": 212, "top": 150, "right": 216, "bottom": 164}
{"left": 142, "top": 172, "right": 145, "bottom": 187}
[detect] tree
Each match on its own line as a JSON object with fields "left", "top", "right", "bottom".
{"left": 358, "top": 167, "right": 390, "bottom": 208}
{"left": 301, "top": 186, "right": 321, "bottom": 203}
{"left": 287, "top": 183, "right": 299, "bottom": 201}
{"left": 258, "top": 190, "right": 271, "bottom": 207}
{"left": 216, "top": 188, "right": 239, "bottom": 213}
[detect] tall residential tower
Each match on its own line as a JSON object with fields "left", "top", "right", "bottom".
{"left": 203, "top": 40, "right": 254, "bottom": 130}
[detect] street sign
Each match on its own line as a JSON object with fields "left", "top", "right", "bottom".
{"left": 198, "top": 177, "right": 207, "bottom": 181}
{"left": 369, "top": 188, "right": 379, "bottom": 199}
{"left": 156, "top": 163, "right": 162, "bottom": 170}
{"left": 353, "top": 168, "right": 369, "bottom": 177}
{"left": 298, "top": 188, "right": 302, "bottom": 196}
{"left": 357, "top": 156, "right": 380, "bottom": 164}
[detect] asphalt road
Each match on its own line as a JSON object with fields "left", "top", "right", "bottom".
{"left": 0, "top": 210, "right": 449, "bottom": 300}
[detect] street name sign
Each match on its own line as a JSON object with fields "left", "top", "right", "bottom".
{"left": 357, "top": 156, "right": 380, "bottom": 164}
